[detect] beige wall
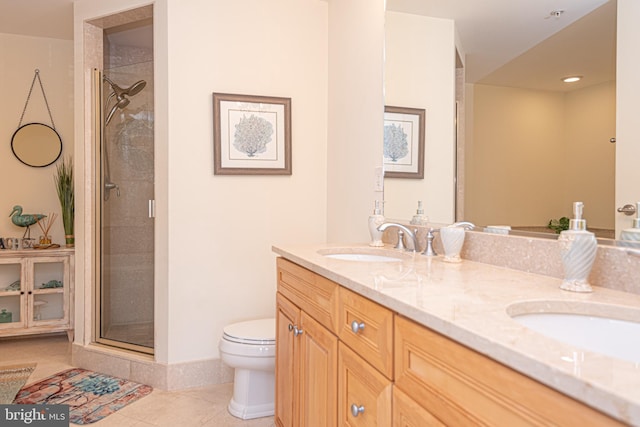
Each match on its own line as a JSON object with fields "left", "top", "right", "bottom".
{"left": 0, "top": 34, "right": 74, "bottom": 243}
{"left": 466, "top": 82, "right": 615, "bottom": 229}
{"left": 327, "top": 0, "right": 385, "bottom": 242}
{"left": 75, "top": 0, "right": 329, "bottom": 364}
{"left": 564, "top": 81, "right": 615, "bottom": 229}
{"left": 616, "top": 0, "right": 640, "bottom": 237}
{"left": 384, "top": 11, "right": 456, "bottom": 223}
{"left": 166, "top": 0, "right": 328, "bottom": 362}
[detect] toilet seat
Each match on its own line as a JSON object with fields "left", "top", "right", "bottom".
{"left": 223, "top": 318, "right": 275, "bottom": 345}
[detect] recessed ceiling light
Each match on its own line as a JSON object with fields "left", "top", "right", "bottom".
{"left": 562, "top": 76, "right": 582, "bottom": 83}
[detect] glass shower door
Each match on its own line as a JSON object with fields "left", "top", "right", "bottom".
{"left": 97, "top": 62, "right": 154, "bottom": 353}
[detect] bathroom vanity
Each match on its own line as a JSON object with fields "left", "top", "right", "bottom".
{"left": 0, "top": 248, "right": 74, "bottom": 341}
{"left": 273, "top": 243, "right": 639, "bottom": 426}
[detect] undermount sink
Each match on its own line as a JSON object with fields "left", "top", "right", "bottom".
{"left": 317, "top": 248, "right": 411, "bottom": 262}
{"left": 508, "top": 301, "right": 640, "bottom": 363}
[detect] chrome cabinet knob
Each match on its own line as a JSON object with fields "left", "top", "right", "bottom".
{"left": 350, "top": 404, "right": 365, "bottom": 417}
{"left": 288, "top": 323, "right": 294, "bottom": 332}
{"left": 351, "top": 320, "right": 365, "bottom": 334}
{"left": 293, "top": 326, "right": 304, "bottom": 337}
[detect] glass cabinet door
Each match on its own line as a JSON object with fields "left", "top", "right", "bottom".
{"left": 0, "top": 260, "right": 24, "bottom": 328}
{"left": 31, "top": 258, "right": 67, "bottom": 325}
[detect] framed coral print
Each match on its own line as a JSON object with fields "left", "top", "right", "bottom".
{"left": 213, "top": 92, "right": 292, "bottom": 175}
{"left": 383, "top": 105, "right": 425, "bottom": 179}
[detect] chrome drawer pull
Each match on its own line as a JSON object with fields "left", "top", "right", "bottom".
{"left": 350, "top": 404, "right": 365, "bottom": 417}
{"left": 293, "top": 326, "right": 304, "bottom": 337}
{"left": 351, "top": 320, "right": 365, "bottom": 334}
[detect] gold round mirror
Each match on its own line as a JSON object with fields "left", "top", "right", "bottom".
{"left": 11, "top": 123, "right": 62, "bottom": 167}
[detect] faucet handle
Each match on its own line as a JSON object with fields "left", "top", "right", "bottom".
{"left": 421, "top": 228, "right": 439, "bottom": 257}
{"left": 395, "top": 230, "right": 406, "bottom": 250}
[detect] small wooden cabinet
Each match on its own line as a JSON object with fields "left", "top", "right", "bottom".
{"left": 0, "top": 249, "right": 74, "bottom": 341}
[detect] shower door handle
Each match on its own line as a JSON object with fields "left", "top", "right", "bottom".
{"left": 148, "top": 200, "right": 156, "bottom": 218}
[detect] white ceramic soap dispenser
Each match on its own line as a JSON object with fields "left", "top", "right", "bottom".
{"left": 558, "top": 202, "right": 597, "bottom": 293}
{"left": 410, "top": 201, "right": 429, "bottom": 226}
{"left": 620, "top": 202, "right": 640, "bottom": 243}
{"left": 368, "top": 200, "right": 385, "bottom": 247}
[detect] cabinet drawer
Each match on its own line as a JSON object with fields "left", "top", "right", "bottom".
{"left": 338, "top": 342, "right": 391, "bottom": 426}
{"left": 338, "top": 287, "right": 393, "bottom": 379}
{"left": 277, "top": 257, "right": 339, "bottom": 334}
{"left": 394, "top": 315, "right": 624, "bottom": 427}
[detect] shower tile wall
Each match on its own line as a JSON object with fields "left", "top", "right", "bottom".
{"left": 103, "top": 31, "right": 154, "bottom": 347}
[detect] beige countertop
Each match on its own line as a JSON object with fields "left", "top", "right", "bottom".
{"left": 272, "top": 243, "right": 640, "bottom": 426}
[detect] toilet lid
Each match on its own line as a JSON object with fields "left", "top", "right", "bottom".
{"left": 223, "top": 318, "right": 275, "bottom": 345}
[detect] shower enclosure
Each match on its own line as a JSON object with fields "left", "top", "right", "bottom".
{"left": 94, "top": 22, "right": 154, "bottom": 353}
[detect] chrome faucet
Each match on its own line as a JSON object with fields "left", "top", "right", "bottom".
{"left": 377, "top": 222, "right": 419, "bottom": 252}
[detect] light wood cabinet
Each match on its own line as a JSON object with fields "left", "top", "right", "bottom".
{"left": 276, "top": 257, "right": 623, "bottom": 426}
{"left": 337, "top": 287, "right": 393, "bottom": 379}
{"left": 275, "top": 292, "right": 299, "bottom": 427}
{"left": 338, "top": 342, "right": 391, "bottom": 426}
{"left": 276, "top": 258, "right": 339, "bottom": 427}
{"left": 394, "top": 315, "right": 624, "bottom": 426}
{"left": 0, "top": 249, "right": 74, "bottom": 341}
{"left": 393, "top": 387, "right": 445, "bottom": 427}
{"left": 276, "top": 293, "right": 338, "bottom": 427}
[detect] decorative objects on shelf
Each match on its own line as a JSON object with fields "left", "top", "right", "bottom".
{"left": 54, "top": 157, "right": 74, "bottom": 247}
{"left": 4, "top": 280, "right": 20, "bottom": 291}
{"left": 9, "top": 206, "right": 46, "bottom": 238}
{"left": 40, "top": 280, "right": 63, "bottom": 289}
{"left": 34, "top": 213, "right": 56, "bottom": 246}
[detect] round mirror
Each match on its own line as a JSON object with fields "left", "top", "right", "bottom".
{"left": 11, "top": 123, "right": 62, "bottom": 167}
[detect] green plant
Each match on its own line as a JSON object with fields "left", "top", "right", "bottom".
{"left": 54, "top": 157, "right": 74, "bottom": 246}
{"left": 547, "top": 216, "right": 569, "bottom": 234}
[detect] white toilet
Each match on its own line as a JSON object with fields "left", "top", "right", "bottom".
{"left": 218, "top": 318, "right": 276, "bottom": 420}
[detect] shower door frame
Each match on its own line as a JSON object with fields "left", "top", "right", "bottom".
{"left": 92, "top": 68, "right": 154, "bottom": 355}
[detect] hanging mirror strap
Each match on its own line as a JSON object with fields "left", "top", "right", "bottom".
{"left": 18, "top": 69, "right": 56, "bottom": 130}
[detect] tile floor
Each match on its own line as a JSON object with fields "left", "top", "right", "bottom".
{"left": 0, "top": 334, "right": 275, "bottom": 426}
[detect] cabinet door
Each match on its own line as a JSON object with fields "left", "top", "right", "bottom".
{"left": 276, "top": 293, "right": 300, "bottom": 427}
{"left": 393, "top": 386, "right": 445, "bottom": 427}
{"left": 29, "top": 257, "right": 69, "bottom": 327}
{"left": 338, "top": 343, "right": 391, "bottom": 426}
{"left": 0, "top": 258, "right": 26, "bottom": 330}
{"left": 299, "top": 311, "right": 338, "bottom": 427}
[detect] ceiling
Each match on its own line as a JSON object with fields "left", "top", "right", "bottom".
{"left": 0, "top": 0, "right": 75, "bottom": 40}
{"left": 0, "top": 0, "right": 616, "bottom": 92}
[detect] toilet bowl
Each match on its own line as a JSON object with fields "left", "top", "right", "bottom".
{"left": 219, "top": 318, "right": 276, "bottom": 420}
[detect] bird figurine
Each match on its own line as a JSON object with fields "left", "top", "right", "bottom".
{"left": 9, "top": 205, "right": 46, "bottom": 238}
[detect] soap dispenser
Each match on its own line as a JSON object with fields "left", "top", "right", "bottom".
{"left": 558, "top": 202, "right": 597, "bottom": 293}
{"left": 368, "top": 200, "right": 385, "bottom": 247}
{"left": 620, "top": 202, "right": 640, "bottom": 243}
{"left": 410, "top": 201, "right": 429, "bottom": 226}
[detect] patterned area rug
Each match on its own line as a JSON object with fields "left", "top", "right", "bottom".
{"left": 14, "top": 368, "right": 153, "bottom": 425}
{"left": 0, "top": 363, "right": 36, "bottom": 404}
